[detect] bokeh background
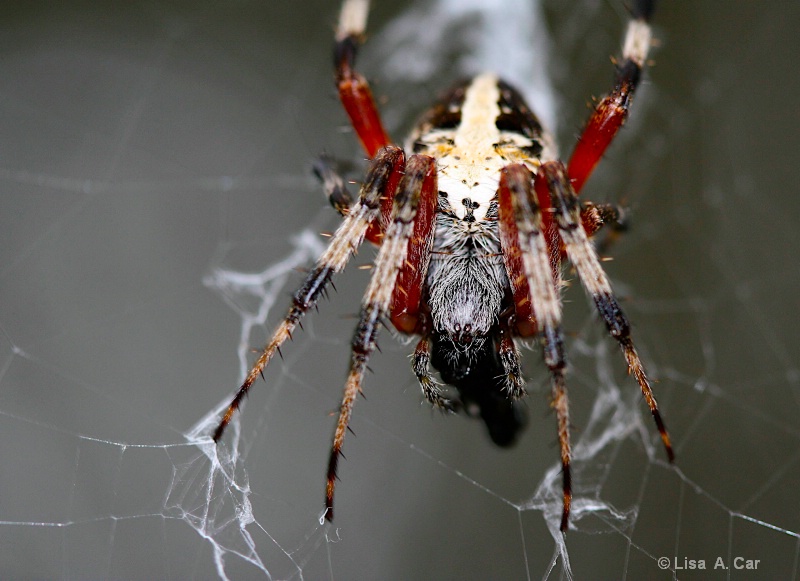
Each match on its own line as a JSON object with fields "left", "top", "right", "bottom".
{"left": 1, "top": 1, "right": 798, "bottom": 579}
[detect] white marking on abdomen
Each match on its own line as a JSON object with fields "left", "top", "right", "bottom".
{"left": 438, "top": 73, "right": 505, "bottom": 222}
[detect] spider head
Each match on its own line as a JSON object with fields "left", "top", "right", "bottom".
{"left": 427, "top": 245, "right": 505, "bottom": 350}
{"left": 430, "top": 281, "right": 498, "bottom": 349}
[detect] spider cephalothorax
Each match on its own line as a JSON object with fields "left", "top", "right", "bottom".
{"left": 212, "top": 0, "right": 673, "bottom": 532}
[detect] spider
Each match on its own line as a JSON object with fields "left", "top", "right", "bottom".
{"left": 212, "top": 0, "right": 674, "bottom": 532}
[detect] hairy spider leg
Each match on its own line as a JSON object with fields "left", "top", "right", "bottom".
{"left": 325, "top": 155, "right": 437, "bottom": 521}
{"left": 335, "top": 0, "right": 391, "bottom": 158}
{"left": 212, "top": 147, "right": 405, "bottom": 443}
{"left": 314, "top": 154, "right": 394, "bottom": 245}
{"left": 546, "top": 0, "right": 671, "bottom": 474}
{"left": 411, "top": 336, "right": 455, "bottom": 410}
{"left": 390, "top": 151, "right": 442, "bottom": 408}
{"left": 538, "top": 161, "right": 674, "bottom": 465}
{"left": 388, "top": 148, "right": 443, "bottom": 411}
{"left": 315, "top": 117, "right": 439, "bottom": 337}
{"left": 388, "top": 157, "right": 438, "bottom": 335}
{"left": 497, "top": 318, "right": 526, "bottom": 400}
{"left": 498, "top": 165, "right": 571, "bottom": 531}
{"left": 335, "top": 0, "right": 396, "bottom": 245}
{"left": 568, "top": 0, "right": 656, "bottom": 194}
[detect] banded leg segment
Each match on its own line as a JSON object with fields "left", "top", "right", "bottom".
{"left": 325, "top": 155, "right": 437, "bottom": 521}
{"left": 567, "top": 0, "right": 656, "bottom": 194}
{"left": 336, "top": 0, "right": 391, "bottom": 157}
{"left": 498, "top": 165, "right": 566, "bottom": 372}
{"left": 213, "top": 146, "right": 405, "bottom": 443}
{"left": 551, "top": 374, "right": 571, "bottom": 532}
{"left": 498, "top": 164, "right": 572, "bottom": 530}
{"left": 497, "top": 185, "right": 536, "bottom": 337}
{"left": 539, "top": 160, "right": 674, "bottom": 463}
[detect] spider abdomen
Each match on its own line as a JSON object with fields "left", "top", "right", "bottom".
{"left": 408, "top": 73, "right": 556, "bottom": 222}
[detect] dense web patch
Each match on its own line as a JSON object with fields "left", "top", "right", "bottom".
{"left": 1, "top": 1, "right": 799, "bottom": 579}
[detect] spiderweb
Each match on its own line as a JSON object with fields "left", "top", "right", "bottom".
{"left": 2, "top": 1, "right": 798, "bottom": 579}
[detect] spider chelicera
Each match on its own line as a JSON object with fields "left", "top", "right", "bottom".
{"left": 212, "top": 0, "right": 674, "bottom": 531}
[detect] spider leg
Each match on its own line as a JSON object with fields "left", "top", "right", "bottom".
{"left": 498, "top": 165, "right": 567, "bottom": 380}
{"left": 412, "top": 336, "right": 457, "bottom": 411}
{"left": 497, "top": 164, "right": 572, "bottom": 531}
{"left": 335, "top": 0, "right": 391, "bottom": 157}
{"left": 567, "top": 0, "right": 656, "bottom": 193}
{"left": 212, "top": 146, "right": 405, "bottom": 443}
{"left": 497, "top": 321, "right": 526, "bottom": 400}
{"left": 312, "top": 153, "right": 396, "bottom": 245}
{"left": 325, "top": 154, "right": 437, "bottom": 521}
{"left": 539, "top": 160, "right": 674, "bottom": 463}
{"left": 387, "top": 143, "right": 442, "bottom": 406}
{"left": 389, "top": 148, "right": 438, "bottom": 334}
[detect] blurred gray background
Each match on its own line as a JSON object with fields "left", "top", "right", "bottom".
{"left": 0, "top": 1, "right": 798, "bottom": 579}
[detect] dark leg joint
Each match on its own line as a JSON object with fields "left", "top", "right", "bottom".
{"left": 630, "top": 0, "right": 657, "bottom": 22}
{"left": 334, "top": 35, "right": 360, "bottom": 80}
{"left": 614, "top": 59, "right": 642, "bottom": 94}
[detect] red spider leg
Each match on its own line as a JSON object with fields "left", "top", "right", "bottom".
{"left": 398, "top": 176, "right": 447, "bottom": 408}
{"left": 335, "top": 0, "right": 391, "bottom": 158}
{"left": 363, "top": 183, "right": 395, "bottom": 245}
{"left": 325, "top": 155, "right": 436, "bottom": 521}
{"left": 212, "top": 146, "right": 405, "bottom": 443}
{"left": 540, "top": 160, "right": 674, "bottom": 463}
{"left": 389, "top": 161, "right": 438, "bottom": 335}
{"left": 498, "top": 164, "right": 571, "bottom": 531}
{"left": 498, "top": 191, "right": 537, "bottom": 338}
{"left": 567, "top": 0, "right": 655, "bottom": 194}
{"left": 498, "top": 160, "right": 563, "bottom": 337}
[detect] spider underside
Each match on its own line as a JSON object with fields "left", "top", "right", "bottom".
{"left": 212, "top": 0, "right": 673, "bottom": 532}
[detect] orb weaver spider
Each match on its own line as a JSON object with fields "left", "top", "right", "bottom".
{"left": 213, "top": 0, "right": 673, "bottom": 532}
